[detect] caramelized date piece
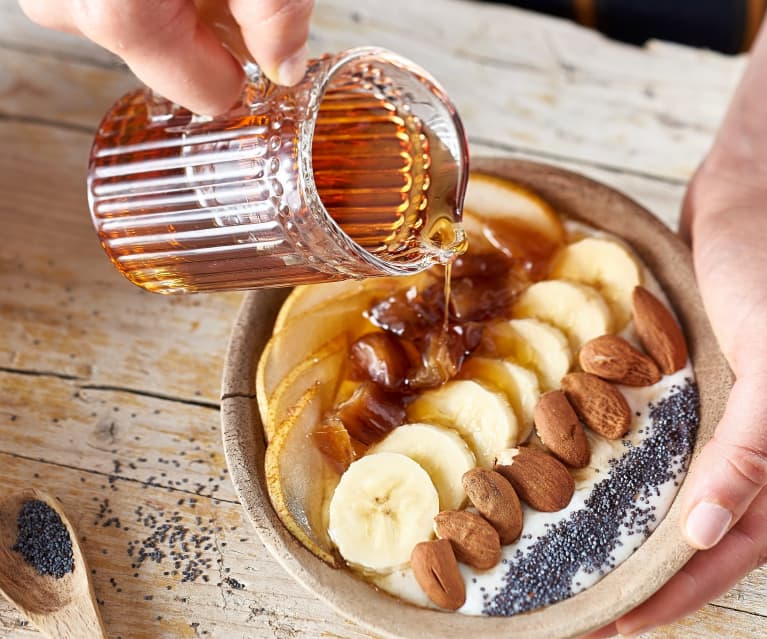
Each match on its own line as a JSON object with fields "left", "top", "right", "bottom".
{"left": 449, "top": 273, "right": 526, "bottom": 322}
{"left": 481, "top": 218, "right": 560, "bottom": 280}
{"left": 350, "top": 332, "right": 409, "bottom": 390}
{"left": 448, "top": 251, "right": 512, "bottom": 279}
{"left": 336, "top": 382, "right": 406, "bottom": 445}
{"left": 407, "top": 323, "right": 484, "bottom": 390}
{"left": 367, "top": 284, "right": 444, "bottom": 338}
{"left": 313, "top": 417, "right": 357, "bottom": 474}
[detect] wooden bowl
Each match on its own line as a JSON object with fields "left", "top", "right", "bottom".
{"left": 220, "top": 158, "right": 732, "bottom": 639}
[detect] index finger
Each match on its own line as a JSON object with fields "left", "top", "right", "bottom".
{"left": 229, "top": 0, "right": 313, "bottom": 85}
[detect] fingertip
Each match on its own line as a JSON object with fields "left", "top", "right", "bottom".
{"left": 615, "top": 610, "right": 656, "bottom": 637}
{"left": 230, "top": 0, "right": 313, "bottom": 85}
{"left": 682, "top": 501, "right": 732, "bottom": 550}
{"left": 275, "top": 44, "right": 310, "bottom": 86}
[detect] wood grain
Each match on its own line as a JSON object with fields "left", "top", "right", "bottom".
{"left": 0, "top": 0, "right": 763, "bottom": 637}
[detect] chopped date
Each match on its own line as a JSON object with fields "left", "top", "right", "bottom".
{"left": 349, "top": 332, "right": 409, "bottom": 391}
{"left": 366, "top": 284, "right": 444, "bottom": 338}
{"left": 313, "top": 417, "right": 358, "bottom": 474}
{"left": 336, "top": 382, "right": 406, "bottom": 446}
{"left": 449, "top": 273, "right": 524, "bottom": 322}
{"left": 406, "top": 323, "right": 483, "bottom": 390}
{"left": 448, "top": 251, "right": 513, "bottom": 279}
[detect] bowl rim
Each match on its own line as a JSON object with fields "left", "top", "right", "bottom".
{"left": 220, "top": 157, "right": 733, "bottom": 639}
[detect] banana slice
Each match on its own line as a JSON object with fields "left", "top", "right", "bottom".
{"left": 459, "top": 358, "right": 540, "bottom": 442}
{"left": 328, "top": 452, "right": 439, "bottom": 571}
{"left": 407, "top": 380, "right": 518, "bottom": 467}
{"left": 368, "top": 423, "right": 476, "bottom": 510}
{"left": 464, "top": 173, "right": 565, "bottom": 244}
{"left": 513, "top": 280, "right": 613, "bottom": 351}
{"left": 550, "top": 237, "right": 642, "bottom": 329}
{"left": 480, "top": 318, "right": 572, "bottom": 391}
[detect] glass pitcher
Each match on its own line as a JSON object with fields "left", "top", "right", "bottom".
{"left": 87, "top": 39, "right": 469, "bottom": 294}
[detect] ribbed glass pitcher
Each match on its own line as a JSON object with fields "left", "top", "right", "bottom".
{"left": 87, "top": 47, "right": 469, "bottom": 294}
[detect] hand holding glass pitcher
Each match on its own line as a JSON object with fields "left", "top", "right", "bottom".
{"left": 18, "top": 0, "right": 314, "bottom": 114}
{"left": 23, "top": 0, "right": 469, "bottom": 294}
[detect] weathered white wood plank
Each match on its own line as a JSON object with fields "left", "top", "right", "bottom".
{"left": 0, "top": 47, "right": 136, "bottom": 130}
{"left": 0, "top": 121, "right": 243, "bottom": 405}
{"left": 0, "top": 372, "right": 235, "bottom": 501}
{"left": 713, "top": 570, "right": 767, "bottom": 618}
{"left": 650, "top": 604, "right": 767, "bottom": 639}
{"left": 308, "top": 0, "right": 745, "bottom": 181}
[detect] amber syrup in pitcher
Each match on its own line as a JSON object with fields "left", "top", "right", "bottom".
{"left": 90, "top": 77, "right": 466, "bottom": 293}
{"left": 312, "top": 89, "right": 465, "bottom": 262}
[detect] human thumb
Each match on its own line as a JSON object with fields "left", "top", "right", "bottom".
{"left": 681, "top": 364, "right": 767, "bottom": 549}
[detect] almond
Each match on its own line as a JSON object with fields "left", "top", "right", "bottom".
{"left": 632, "top": 286, "right": 688, "bottom": 374}
{"left": 494, "top": 447, "right": 574, "bottom": 512}
{"left": 579, "top": 335, "right": 661, "bottom": 386}
{"left": 534, "top": 391, "right": 590, "bottom": 468}
{"left": 411, "top": 539, "right": 466, "bottom": 610}
{"left": 462, "top": 468, "right": 523, "bottom": 544}
{"left": 561, "top": 372, "right": 631, "bottom": 440}
{"left": 434, "top": 510, "right": 501, "bottom": 570}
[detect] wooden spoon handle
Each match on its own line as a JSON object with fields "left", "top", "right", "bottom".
{"left": 39, "top": 599, "right": 108, "bottom": 639}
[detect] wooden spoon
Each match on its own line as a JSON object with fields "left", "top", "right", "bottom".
{"left": 0, "top": 489, "right": 107, "bottom": 638}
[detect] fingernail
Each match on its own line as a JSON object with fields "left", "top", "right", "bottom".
{"left": 277, "top": 44, "right": 309, "bottom": 86}
{"left": 684, "top": 501, "right": 732, "bottom": 549}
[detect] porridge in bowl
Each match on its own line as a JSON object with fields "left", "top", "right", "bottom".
{"left": 253, "top": 169, "right": 700, "bottom": 617}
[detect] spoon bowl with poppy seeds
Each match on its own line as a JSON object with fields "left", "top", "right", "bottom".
{"left": 0, "top": 489, "right": 106, "bottom": 639}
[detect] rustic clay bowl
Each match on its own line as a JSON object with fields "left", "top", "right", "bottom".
{"left": 220, "top": 158, "right": 732, "bottom": 639}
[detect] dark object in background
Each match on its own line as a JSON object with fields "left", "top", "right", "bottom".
{"left": 485, "top": 0, "right": 766, "bottom": 53}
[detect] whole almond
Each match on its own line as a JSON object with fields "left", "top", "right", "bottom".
{"left": 411, "top": 539, "right": 466, "bottom": 610}
{"left": 462, "top": 468, "right": 523, "bottom": 544}
{"left": 561, "top": 372, "right": 631, "bottom": 440}
{"left": 494, "top": 447, "right": 574, "bottom": 512}
{"left": 434, "top": 510, "right": 501, "bottom": 570}
{"left": 579, "top": 335, "right": 661, "bottom": 386}
{"left": 632, "top": 286, "right": 688, "bottom": 374}
{"left": 534, "top": 391, "right": 590, "bottom": 468}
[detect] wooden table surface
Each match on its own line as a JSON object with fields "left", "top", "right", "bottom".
{"left": 0, "top": 0, "right": 764, "bottom": 637}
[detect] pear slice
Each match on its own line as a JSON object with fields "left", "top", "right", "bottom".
{"left": 274, "top": 270, "right": 438, "bottom": 333}
{"left": 264, "top": 386, "right": 340, "bottom": 566}
{"left": 262, "top": 334, "right": 349, "bottom": 441}
{"left": 464, "top": 172, "right": 565, "bottom": 245}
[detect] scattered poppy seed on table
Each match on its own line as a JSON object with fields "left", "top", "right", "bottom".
{"left": 224, "top": 577, "right": 245, "bottom": 590}
{"left": 12, "top": 499, "right": 74, "bottom": 579}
